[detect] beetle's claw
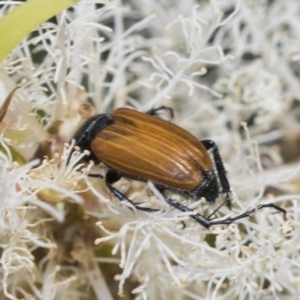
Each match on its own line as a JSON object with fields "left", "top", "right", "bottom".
{"left": 135, "top": 206, "right": 159, "bottom": 212}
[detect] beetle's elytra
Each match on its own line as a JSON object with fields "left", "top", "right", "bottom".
{"left": 72, "top": 106, "right": 286, "bottom": 228}
{"left": 91, "top": 108, "right": 212, "bottom": 191}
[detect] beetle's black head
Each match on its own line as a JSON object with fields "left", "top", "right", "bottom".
{"left": 72, "top": 113, "right": 113, "bottom": 162}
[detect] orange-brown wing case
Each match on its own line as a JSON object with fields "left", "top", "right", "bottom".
{"left": 90, "top": 108, "right": 212, "bottom": 191}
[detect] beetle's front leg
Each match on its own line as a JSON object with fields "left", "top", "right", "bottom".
{"left": 105, "top": 170, "right": 158, "bottom": 212}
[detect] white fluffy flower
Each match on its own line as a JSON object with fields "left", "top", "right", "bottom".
{"left": 0, "top": 0, "right": 300, "bottom": 299}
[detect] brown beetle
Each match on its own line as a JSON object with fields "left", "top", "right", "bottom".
{"left": 73, "top": 106, "right": 285, "bottom": 228}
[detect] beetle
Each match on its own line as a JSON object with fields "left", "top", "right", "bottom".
{"left": 72, "top": 106, "right": 286, "bottom": 228}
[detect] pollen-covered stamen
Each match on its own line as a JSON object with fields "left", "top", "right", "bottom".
{"left": 25, "top": 142, "right": 93, "bottom": 202}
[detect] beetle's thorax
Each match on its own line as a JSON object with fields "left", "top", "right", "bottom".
{"left": 72, "top": 113, "right": 113, "bottom": 162}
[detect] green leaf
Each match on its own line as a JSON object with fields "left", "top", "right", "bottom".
{"left": 0, "top": 0, "right": 80, "bottom": 63}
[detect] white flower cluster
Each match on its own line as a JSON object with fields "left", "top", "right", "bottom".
{"left": 0, "top": 0, "right": 300, "bottom": 299}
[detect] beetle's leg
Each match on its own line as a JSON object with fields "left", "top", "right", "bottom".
{"left": 162, "top": 195, "right": 211, "bottom": 228}
{"left": 88, "top": 174, "right": 104, "bottom": 178}
{"left": 163, "top": 195, "right": 286, "bottom": 228}
{"left": 201, "top": 140, "right": 232, "bottom": 210}
{"left": 146, "top": 106, "right": 174, "bottom": 120}
{"left": 207, "top": 203, "right": 286, "bottom": 227}
{"left": 105, "top": 170, "right": 158, "bottom": 212}
{"left": 206, "top": 198, "right": 229, "bottom": 220}
{"left": 181, "top": 221, "right": 186, "bottom": 229}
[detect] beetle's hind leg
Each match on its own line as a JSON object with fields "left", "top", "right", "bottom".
{"left": 162, "top": 194, "right": 211, "bottom": 228}
{"left": 162, "top": 195, "right": 286, "bottom": 229}
{"left": 207, "top": 203, "right": 286, "bottom": 226}
{"left": 105, "top": 170, "right": 158, "bottom": 212}
{"left": 206, "top": 197, "right": 230, "bottom": 220}
{"left": 146, "top": 106, "right": 174, "bottom": 120}
{"left": 201, "top": 140, "right": 232, "bottom": 210}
